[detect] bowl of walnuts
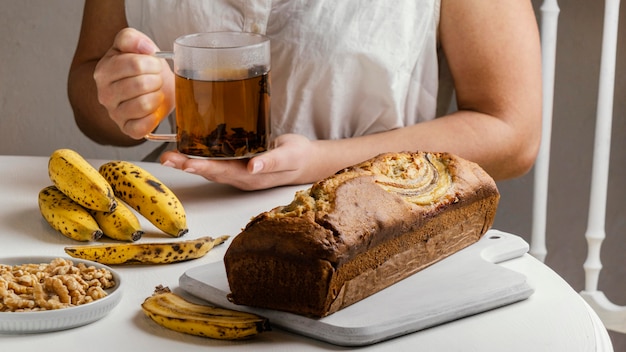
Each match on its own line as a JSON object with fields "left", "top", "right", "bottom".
{"left": 0, "top": 256, "right": 122, "bottom": 333}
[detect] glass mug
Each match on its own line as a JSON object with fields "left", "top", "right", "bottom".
{"left": 146, "top": 32, "right": 271, "bottom": 159}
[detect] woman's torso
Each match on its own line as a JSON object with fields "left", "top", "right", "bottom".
{"left": 126, "top": 0, "right": 442, "bottom": 140}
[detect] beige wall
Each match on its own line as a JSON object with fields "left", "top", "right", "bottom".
{"left": 1, "top": 0, "right": 624, "bottom": 348}
{"left": 0, "top": 0, "right": 157, "bottom": 160}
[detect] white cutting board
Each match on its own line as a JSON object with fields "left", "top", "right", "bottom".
{"left": 179, "top": 229, "right": 534, "bottom": 346}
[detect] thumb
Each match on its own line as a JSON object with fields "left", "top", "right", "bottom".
{"left": 112, "top": 28, "right": 159, "bottom": 55}
{"left": 248, "top": 150, "right": 290, "bottom": 174}
{"left": 248, "top": 135, "right": 310, "bottom": 174}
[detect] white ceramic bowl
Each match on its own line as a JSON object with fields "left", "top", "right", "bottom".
{"left": 0, "top": 256, "right": 123, "bottom": 333}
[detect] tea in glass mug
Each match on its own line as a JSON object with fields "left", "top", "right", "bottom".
{"left": 147, "top": 32, "right": 271, "bottom": 159}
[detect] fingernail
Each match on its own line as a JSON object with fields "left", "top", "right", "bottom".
{"left": 183, "top": 168, "right": 197, "bottom": 174}
{"left": 251, "top": 160, "right": 263, "bottom": 174}
{"left": 162, "top": 160, "right": 175, "bottom": 168}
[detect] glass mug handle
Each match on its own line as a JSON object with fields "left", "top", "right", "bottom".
{"left": 144, "top": 51, "right": 176, "bottom": 142}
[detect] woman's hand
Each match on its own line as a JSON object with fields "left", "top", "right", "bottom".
{"left": 160, "top": 134, "right": 330, "bottom": 190}
{"left": 93, "top": 28, "right": 175, "bottom": 140}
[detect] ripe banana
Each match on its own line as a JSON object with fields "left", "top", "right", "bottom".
{"left": 141, "top": 285, "right": 270, "bottom": 340}
{"left": 98, "top": 161, "right": 187, "bottom": 237}
{"left": 38, "top": 185, "right": 104, "bottom": 242}
{"left": 90, "top": 199, "right": 144, "bottom": 242}
{"left": 48, "top": 148, "right": 117, "bottom": 212}
{"left": 64, "top": 235, "right": 229, "bottom": 264}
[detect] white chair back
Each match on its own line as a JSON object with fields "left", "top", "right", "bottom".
{"left": 533, "top": 0, "right": 626, "bottom": 333}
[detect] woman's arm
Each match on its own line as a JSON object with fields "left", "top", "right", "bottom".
{"left": 68, "top": 0, "right": 136, "bottom": 145}
{"left": 314, "top": 0, "right": 542, "bottom": 180}
{"left": 436, "top": 0, "right": 542, "bottom": 178}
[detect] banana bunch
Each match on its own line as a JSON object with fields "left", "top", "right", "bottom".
{"left": 40, "top": 149, "right": 144, "bottom": 242}
{"left": 141, "top": 285, "right": 270, "bottom": 340}
{"left": 64, "top": 235, "right": 229, "bottom": 264}
{"left": 39, "top": 149, "right": 188, "bottom": 243}
{"left": 99, "top": 161, "right": 188, "bottom": 238}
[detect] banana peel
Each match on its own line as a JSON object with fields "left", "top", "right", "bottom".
{"left": 142, "top": 285, "right": 270, "bottom": 340}
{"left": 64, "top": 235, "right": 229, "bottom": 265}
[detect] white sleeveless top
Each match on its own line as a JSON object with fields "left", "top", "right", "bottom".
{"left": 126, "top": 0, "right": 443, "bottom": 141}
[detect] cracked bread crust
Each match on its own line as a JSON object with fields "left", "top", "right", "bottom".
{"left": 224, "top": 151, "right": 500, "bottom": 317}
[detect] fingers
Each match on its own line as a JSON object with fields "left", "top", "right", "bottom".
{"left": 94, "top": 28, "right": 162, "bottom": 84}
{"left": 95, "top": 51, "right": 163, "bottom": 86}
{"left": 159, "top": 137, "right": 309, "bottom": 191}
{"left": 116, "top": 91, "right": 167, "bottom": 139}
{"left": 161, "top": 151, "right": 262, "bottom": 190}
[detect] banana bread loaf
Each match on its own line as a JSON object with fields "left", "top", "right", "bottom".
{"left": 224, "top": 151, "right": 499, "bottom": 318}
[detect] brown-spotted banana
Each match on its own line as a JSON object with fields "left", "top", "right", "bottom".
{"left": 64, "top": 235, "right": 229, "bottom": 264}
{"left": 48, "top": 148, "right": 117, "bottom": 212}
{"left": 141, "top": 285, "right": 270, "bottom": 340}
{"left": 38, "top": 185, "right": 104, "bottom": 242}
{"left": 98, "top": 161, "right": 187, "bottom": 237}
{"left": 90, "top": 199, "right": 144, "bottom": 242}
